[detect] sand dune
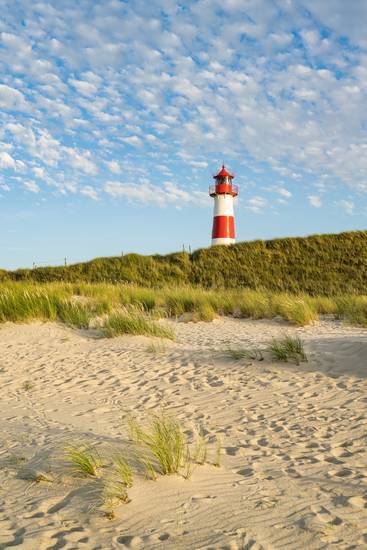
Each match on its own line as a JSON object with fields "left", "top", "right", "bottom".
{"left": 0, "top": 318, "right": 367, "bottom": 549}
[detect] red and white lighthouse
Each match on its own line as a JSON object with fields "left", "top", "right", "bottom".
{"left": 209, "top": 164, "right": 238, "bottom": 246}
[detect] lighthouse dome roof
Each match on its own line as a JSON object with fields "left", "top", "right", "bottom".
{"left": 214, "top": 164, "right": 234, "bottom": 179}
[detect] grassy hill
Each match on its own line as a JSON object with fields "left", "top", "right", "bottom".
{"left": 2, "top": 230, "right": 367, "bottom": 295}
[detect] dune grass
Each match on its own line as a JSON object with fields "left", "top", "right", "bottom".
{"left": 192, "top": 428, "right": 208, "bottom": 465}
{"left": 213, "top": 436, "right": 222, "bottom": 468}
{"left": 226, "top": 348, "right": 264, "bottom": 361}
{"left": 64, "top": 444, "right": 102, "bottom": 477}
{"left": 1, "top": 281, "right": 367, "bottom": 331}
{"left": 335, "top": 295, "right": 367, "bottom": 327}
{"left": 5, "top": 231, "right": 367, "bottom": 296}
{"left": 56, "top": 301, "right": 93, "bottom": 329}
{"left": 14, "top": 410, "right": 221, "bottom": 518}
{"left": 100, "top": 452, "right": 133, "bottom": 510}
{"left": 128, "top": 412, "right": 187, "bottom": 476}
{"left": 0, "top": 288, "right": 58, "bottom": 323}
{"left": 101, "top": 477, "right": 130, "bottom": 509}
{"left": 146, "top": 340, "right": 167, "bottom": 354}
{"left": 268, "top": 336, "right": 307, "bottom": 365}
{"left": 127, "top": 411, "right": 218, "bottom": 480}
{"left": 110, "top": 452, "right": 133, "bottom": 488}
{"left": 102, "top": 310, "right": 175, "bottom": 340}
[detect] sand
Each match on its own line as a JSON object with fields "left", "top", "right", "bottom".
{"left": 0, "top": 317, "right": 367, "bottom": 549}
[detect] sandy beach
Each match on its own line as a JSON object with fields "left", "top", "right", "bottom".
{"left": 1, "top": 317, "right": 367, "bottom": 549}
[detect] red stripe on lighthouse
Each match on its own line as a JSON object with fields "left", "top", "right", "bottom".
{"left": 212, "top": 216, "right": 235, "bottom": 239}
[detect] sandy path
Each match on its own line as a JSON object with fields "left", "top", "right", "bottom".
{"left": 0, "top": 318, "right": 366, "bottom": 549}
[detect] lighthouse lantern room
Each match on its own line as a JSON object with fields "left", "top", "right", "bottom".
{"left": 209, "top": 164, "right": 238, "bottom": 246}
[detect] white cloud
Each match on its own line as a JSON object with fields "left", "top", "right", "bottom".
{"left": 308, "top": 195, "right": 322, "bottom": 208}
{"left": 104, "top": 180, "right": 208, "bottom": 207}
{"left": 23, "top": 180, "right": 40, "bottom": 193}
{"left": 69, "top": 78, "right": 98, "bottom": 96}
{"left": 32, "top": 166, "right": 47, "bottom": 180}
{"left": 276, "top": 187, "right": 292, "bottom": 198}
{"left": 0, "top": 151, "right": 17, "bottom": 169}
{"left": 189, "top": 160, "right": 209, "bottom": 169}
{"left": 0, "top": 85, "right": 29, "bottom": 112}
{"left": 246, "top": 196, "right": 267, "bottom": 213}
{"left": 105, "top": 160, "right": 121, "bottom": 174}
{"left": 121, "top": 135, "right": 143, "bottom": 147}
{"left": 30, "top": 129, "right": 62, "bottom": 167}
{"left": 339, "top": 199, "right": 355, "bottom": 215}
{"left": 80, "top": 185, "right": 99, "bottom": 200}
{"left": 0, "top": 151, "right": 24, "bottom": 171}
{"left": 65, "top": 147, "right": 98, "bottom": 175}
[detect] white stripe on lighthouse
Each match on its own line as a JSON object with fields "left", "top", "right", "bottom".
{"left": 212, "top": 237, "right": 235, "bottom": 245}
{"left": 213, "top": 194, "right": 234, "bottom": 217}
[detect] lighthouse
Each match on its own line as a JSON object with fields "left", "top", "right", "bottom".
{"left": 209, "top": 164, "right": 238, "bottom": 246}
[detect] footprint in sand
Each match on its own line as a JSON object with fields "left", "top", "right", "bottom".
{"left": 235, "top": 467, "right": 255, "bottom": 478}
{"left": 115, "top": 531, "right": 171, "bottom": 548}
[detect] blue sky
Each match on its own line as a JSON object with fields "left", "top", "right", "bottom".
{"left": 1, "top": 0, "right": 367, "bottom": 269}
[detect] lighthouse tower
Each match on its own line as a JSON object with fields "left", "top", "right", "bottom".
{"left": 209, "top": 164, "right": 238, "bottom": 246}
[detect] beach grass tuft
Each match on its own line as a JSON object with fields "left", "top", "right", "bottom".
{"left": 213, "top": 436, "right": 221, "bottom": 467}
{"left": 56, "top": 301, "right": 92, "bottom": 329}
{"left": 226, "top": 348, "right": 264, "bottom": 361}
{"left": 146, "top": 340, "right": 167, "bottom": 354}
{"left": 268, "top": 335, "right": 307, "bottom": 365}
{"left": 110, "top": 452, "right": 133, "bottom": 488}
{"left": 102, "top": 310, "right": 175, "bottom": 340}
{"left": 271, "top": 294, "right": 318, "bottom": 326}
{"left": 128, "top": 411, "right": 186, "bottom": 476}
{"left": 64, "top": 444, "right": 102, "bottom": 477}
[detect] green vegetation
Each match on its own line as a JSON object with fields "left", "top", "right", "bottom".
{"left": 22, "top": 381, "right": 34, "bottom": 391}
{"left": 2, "top": 281, "right": 367, "bottom": 330}
{"left": 101, "top": 310, "right": 175, "bottom": 340}
{"left": 272, "top": 295, "right": 318, "bottom": 326}
{"left": 0, "top": 285, "right": 95, "bottom": 328}
{"left": 146, "top": 340, "right": 167, "bottom": 354}
{"left": 8, "top": 409, "right": 221, "bottom": 518}
{"left": 268, "top": 336, "right": 307, "bottom": 365}
{"left": 110, "top": 452, "right": 134, "bottom": 488}
{"left": 56, "top": 301, "right": 93, "bottom": 329}
{"left": 193, "top": 428, "right": 208, "bottom": 465}
{"left": 1, "top": 230, "right": 367, "bottom": 331}
{"left": 213, "top": 436, "right": 222, "bottom": 468}
{"left": 3, "top": 231, "right": 367, "bottom": 295}
{"left": 335, "top": 295, "right": 367, "bottom": 327}
{"left": 64, "top": 444, "right": 102, "bottom": 477}
{"left": 100, "top": 453, "right": 134, "bottom": 510}
{"left": 128, "top": 412, "right": 187, "bottom": 476}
